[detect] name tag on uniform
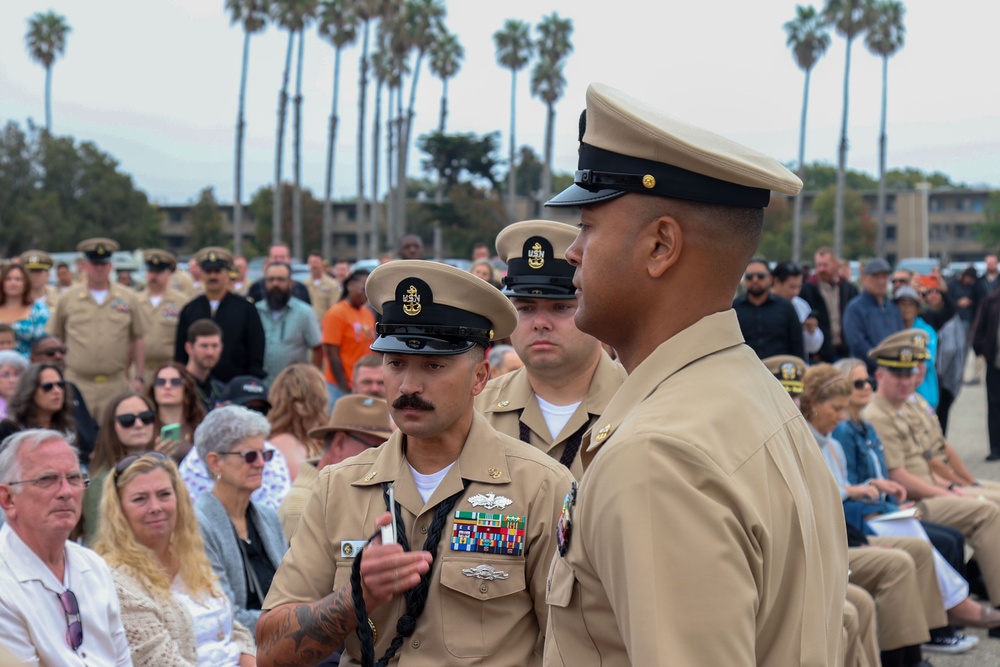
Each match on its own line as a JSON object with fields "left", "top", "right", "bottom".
{"left": 451, "top": 512, "right": 525, "bottom": 556}
{"left": 341, "top": 540, "right": 366, "bottom": 558}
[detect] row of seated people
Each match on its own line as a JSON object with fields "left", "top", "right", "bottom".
{"left": 767, "top": 327, "right": 1000, "bottom": 666}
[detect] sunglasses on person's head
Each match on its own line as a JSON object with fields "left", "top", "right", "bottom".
{"left": 57, "top": 590, "right": 83, "bottom": 650}
{"left": 744, "top": 272, "right": 769, "bottom": 281}
{"left": 115, "top": 410, "right": 156, "bottom": 428}
{"left": 853, "top": 377, "right": 876, "bottom": 390}
{"left": 153, "top": 377, "right": 184, "bottom": 388}
{"left": 221, "top": 449, "right": 275, "bottom": 464}
{"left": 40, "top": 380, "right": 66, "bottom": 392}
{"left": 114, "top": 451, "right": 169, "bottom": 478}
{"left": 37, "top": 346, "right": 67, "bottom": 357}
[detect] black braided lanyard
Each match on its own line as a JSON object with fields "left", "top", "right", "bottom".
{"left": 518, "top": 411, "right": 589, "bottom": 469}
{"left": 350, "top": 479, "right": 471, "bottom": 667}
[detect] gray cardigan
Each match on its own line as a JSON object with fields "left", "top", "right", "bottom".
{"left": 195, "top": 492, "right": 287, "bottom": 633}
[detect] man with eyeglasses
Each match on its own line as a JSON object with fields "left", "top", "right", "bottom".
{"left": 733, "top": 258, "right": 805, "bottom": 361}
{"left": 31, "top": 335, "right": 99, "bottom": 465}
{"left": 278, "top": 394, "right": 393, "bottom": 541}
{"left": 0, "top": 429, "right": 132, "bottom": 665}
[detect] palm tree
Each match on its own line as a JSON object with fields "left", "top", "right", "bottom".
{"left": 318, "top": 0, "right": 357, "bottom": 262}
{"left": 824, "top": 0, "right": 872, "bottom": 259}
{"left": 25, "top": 11, "right": 70, "bottom": 133}
{"left": 784, "top": 5, "right": 830, "bottom": 263}
{"left": 531, "top": 13, "right": 573, "bottom": 212}
{"left": 494, "top": 19, "right": 533, "bottom": 222}
{"left": 429, "top": 29, "right": 462, "bottom": 134}
{"left": 865, "top": 0, "right": 905, "bottom": 259}
{"left": 354, "top": 0, "right": 383, "bottom": 259}
{"left": 269, "top": 1, "right": 298, "bottom": 244}
{"left": 226, "top": 0, "right": 269, "bottom": 258}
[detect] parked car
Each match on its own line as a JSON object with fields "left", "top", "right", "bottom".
{"left": 895, "top": 257, "right": 939, "bottom": 276}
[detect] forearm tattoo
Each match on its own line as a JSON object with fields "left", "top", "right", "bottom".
{"left": 258, "top": 587, "right": 355, "bottom": 667}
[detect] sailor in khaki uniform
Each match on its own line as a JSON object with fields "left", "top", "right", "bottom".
{"left": 306, "top": 252, "right": 342, "bottom": 323}
{"left": 476, "top": 220, "right": 625, "bottom": 478}
{"left": 19, "top": 249, "right": 60, "bottom": 307}
{"left": 48, "top": 237, "right": 147, "bottom": 421}
{"left": 864, "top": 329, "right": 1000, "bottom": 606}
{"left": 257, "top": 261, "right": 574, "bottom": 667}
{"left": 541, "top": 83, "right": 847, "bottom": 666}
{"left": 137, "top": 249, "right": 189, "bottom": 378}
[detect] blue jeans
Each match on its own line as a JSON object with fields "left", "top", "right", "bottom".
{"left": 327, "top": 382, "right": 349, "bottom": 413}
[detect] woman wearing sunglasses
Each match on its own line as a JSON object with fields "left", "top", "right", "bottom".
{"left": 147, "top": 363, "right": 206, "bottom": 464}
{"left": 94, "top": 452, "right": 256, "bottom": 666}
{"left": 82, "top": 392, "right": 169, "bottom": 543}
{"left": 193, "top": 405, "right": 287, "bottom": 633}
{"left": 0, "top": 362, "right": 75, "bottom": 444}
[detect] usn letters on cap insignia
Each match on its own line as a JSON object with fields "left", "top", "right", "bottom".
{"left": 402, "top": 284, "right": 422, "bottom": 316}
{"left": 527, "top": 241, "right": 545, "bottom": 270}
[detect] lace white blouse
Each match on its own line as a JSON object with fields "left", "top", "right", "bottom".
{"left": 171, "top": 577, "right": 242, "bottom": 666}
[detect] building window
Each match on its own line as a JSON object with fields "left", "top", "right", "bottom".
{"left": 169, "top": 210, "right": 184, "bottom": 224}
{"left": 886, "top": 225, "right": 897, "bottom": 241}
{"left": 972, "top": 198, "right": 985, "bottom": 213}
{"left": 886, "top": 195, "right": 896, "bottom": 213}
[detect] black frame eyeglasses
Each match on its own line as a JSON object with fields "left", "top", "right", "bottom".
{"left": 57, "top": 589, "right": 84, "bottom": 650}
{"left": 221, "top": 449, "right": 275, "bottom": 465}
{"left": 114, "top": 410, "right": 156, "bottom": 428}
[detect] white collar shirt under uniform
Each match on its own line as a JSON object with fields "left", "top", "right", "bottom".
{"left": 0, "top": 523, "right": 133, "bottom": 666}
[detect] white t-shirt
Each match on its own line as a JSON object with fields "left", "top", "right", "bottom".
{"left": 535, "top": 396, "right": 582, "bottom": 441}
{"left": 408, "top": 462, "right": 455, "bottom": 504}
{"left": 90, "top": 289, "right": 109, "bottom": 305}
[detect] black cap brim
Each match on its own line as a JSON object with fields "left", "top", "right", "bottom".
{"left": 545, "top": 184, "right": 627, "bottom": 208}
{"left": 370, "top": 335, "right": 477, "bottom": 356}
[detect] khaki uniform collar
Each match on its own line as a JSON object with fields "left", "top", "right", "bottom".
{"left": 586, "top": 310, "right": 744, "bottom": 452}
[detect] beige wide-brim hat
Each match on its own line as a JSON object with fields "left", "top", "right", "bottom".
{"left": 308, "top": 395, "right": 393, "bottom": 441}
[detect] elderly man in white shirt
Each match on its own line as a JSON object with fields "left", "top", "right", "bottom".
{"left": 0, "top": 429, "right": 132, "bottom": 666}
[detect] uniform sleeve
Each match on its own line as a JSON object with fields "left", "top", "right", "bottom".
{"left": 582, "top": 437, "right": 758, "bottom": 666}
{"left": 525, "top": 466, "right": 574, "bottom": 641}
{"left": 111, "top": 570, "right": 194, "bottom": 667}
{"left": 47, "top": 292, "right": 67, "bottom": 338}
{"left": 127, "top": 292, "right": 147, "bottom": 340}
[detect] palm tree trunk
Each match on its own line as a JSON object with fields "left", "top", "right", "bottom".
{"left": 542, "top": 102, "right": 555, "bottom": 217}
{"left": 507, "top": 70, "right": 517, "bottom": 223}
{"left": 273, "top": 32, "right": 295, "bottom": 244}
{"left": 835, "top": 35, "right": 854, "bottom": 260}
{"left": 234, "top": 30, "right": 252, "bottom": 257}
{"left": 322, "top": 47, "right": 344, "bottom": 263}
{"left": 397, "top": 50, "right": 425, "bottom": 240}
{"left": 438, "top": 78, "right": 447, "bottom": 133}
{"left": 385, "top": 87, "right": 396, "bottom": 249}
{"left": 44, "top": 64, "right": 52, "bottom": 133}
{"left": 393, "top": 86, "right": 405, "bottom": 248}
{"left": 371, "top": 78, "right": 383, "bottom": 258}
{"left": 793, "top": 67, "right": 812, "bottom": 264}
{"left": 292, "top": 29, "right": 305, "bottom": 262}
{"left": 356, "top": 20, "right": 370, "bottom": 260}
{"left": 876, "top": 55, "right": 889, "bottom": 259}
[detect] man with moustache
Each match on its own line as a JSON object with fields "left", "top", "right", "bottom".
{"left": 174, "top": 247, "right": 265, "bottom": 382}
{"left": 247, "top": 244, "right": 312, "bottom": 305}
{"left": 0, "top": 429, "right": 132, "bottom": 665}
{"left": 136, "top": 249, "right": 189, "bottom": 378}
{"left": 477, "top": 220, "right": 625, "bottom": 478}
{"left": 540, "top": 83, "right": 846, "bottom": 666}
{"left": 351, "top": 354, "right": 386, "bottom": 399}
{"left": 256, "top": 261, "right": 322, "bottom": 385}
{"left": 256, "top": 261, "right": 573, "bottom": 667}
{"left": 732, "top": 258, "right": 805, "bottom": 360}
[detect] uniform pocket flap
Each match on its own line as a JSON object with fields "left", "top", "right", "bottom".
{"left": 440, "top": 558, "right": 526, "bottom": 601}
{"left": 545, "top": 554, "right": 574, "bottom": 608}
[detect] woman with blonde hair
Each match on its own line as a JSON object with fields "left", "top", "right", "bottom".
{"left": 266, "top": 364, "right": 328, "bottom": 481}
{"left": 94, "top": 452, "right": 255, "bottom": 666}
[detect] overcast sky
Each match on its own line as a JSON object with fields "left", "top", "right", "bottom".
{"left": 2, "top": 0, "right": 997, "bottom": 206}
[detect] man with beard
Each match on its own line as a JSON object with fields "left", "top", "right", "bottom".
{"left": 733, "top": 258, "right": 805, "bottom": 360}
{"left": 247, "top": 243, "right": 312, "bottom": 305}
{"left": 174, "top": 246, "right": 265, "bottom": 381}
{"left": 477, "top": 220, "right": 625, "bottom": 478}
{"left": 256, "top": 261, "right": 322, "bottom": 386}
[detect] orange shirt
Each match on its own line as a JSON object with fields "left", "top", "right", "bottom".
{"left": 322, "top": 301, "right": 376, "bottom": 387}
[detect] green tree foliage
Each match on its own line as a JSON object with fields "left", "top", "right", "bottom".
{"left": 759, "top": 196, "right": 794, "bottom": 261}
{"left": 0, "top": 121, "right": 159, "bottom": 256}
{"left": 798, "top": 162, "right": 959, "bottom": 191}
{"left": 805, "top": 185, "right": 876, "bottom": 259}
{"left": 248, "top": 182, "right": 323, "bottom": 251}
{"left": 974, "top": 191, "right": 1000, "bottom": 253}
{"left": 418, "top": 131, "right": 501, "bottom": 191}
{"left": 188, "top": 187, "right": 227, "bottom": 249}
{"left": 885, "top": 167, "right": 957, "bottom": 190}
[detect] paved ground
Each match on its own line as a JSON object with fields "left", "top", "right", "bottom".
{"left": 909, "top": 380, "right": 1000, "bottom": 666}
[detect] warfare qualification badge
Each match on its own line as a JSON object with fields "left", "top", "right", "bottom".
{"left": 467, "top": 492, "right": 513, "bottom": 510}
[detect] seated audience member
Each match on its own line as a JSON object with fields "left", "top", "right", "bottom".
{"left": 94, "top": 452, "right": 255, "bottom": 666}
{"left": 0, "top": 363, "right": 75, "bottom": 445}
{"left": 31, "top": 335, "right": 99, "bottom": 464}
{"left": 351, "top": 353, "right": 386, "bottom": 399}
{"left": 147, "top": 362, "right": 205, "bottom": 464}
{"left": 278, "top": 394, "right": 392, "bottom": 540}
{"left": 82, "top": 391, "right": 162, "bottom": 542}
{"left": 266, "top": 365, "right": 328, "bottom": 482}
{"left": 762, "top": 354, "right": 807, "bottom": 407}
{"left": 194, "top": 406, "right": 288, "bottom": 633}
{"left": 487, "top": 343, "right": 523, "bottom": 379}
{"left": 178, "top": 376, "right": 291, "bottom": 512}
{"left": 843, "top": 584, "right": 880, "bottom": 667}
{"left": 0, "top": 429, "right": 131, "bottom": 664}
{"left": 0, "top": 350, "right": 28, "bottom": 420}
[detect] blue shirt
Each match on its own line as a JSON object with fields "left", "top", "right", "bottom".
{"left": 255, "top": 297, "right": 322, "bottom": 386}
{"left": 913, "top": 317, "right": 939, "bottom": 408}
{"left": 843, "top": 291, "right": 903, "bottom": 372}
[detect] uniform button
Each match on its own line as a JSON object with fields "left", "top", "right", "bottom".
{"left": 411, "top": 639, "right": 420, "bottom": 649}
{"left": 419, "top": 525, "right": 428, "bottom": 535}
{"left": 480, "top": 583, "right": 489, "bottom": 593}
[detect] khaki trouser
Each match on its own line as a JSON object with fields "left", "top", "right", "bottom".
{"left": 920, "top": 495, "right": 1000, "bottom": 605}
{"left": 848, "top": 542, "right": 933, "bottom": 651}
{"left": 66, "top": 370, "right": 128, "bottom": 423}
{"left": 844, "top": 584, "right": 880, "bottom": 667}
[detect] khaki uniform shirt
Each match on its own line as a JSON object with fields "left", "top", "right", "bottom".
{"left": 48, "top": 283, "right": 147, "bottom": 378}
{"left": 170, "top": 270, "right": 199, "bottom": 299}
{"left": 137, "top": 288, "right": 188, "bottom": 373}
{"left": 277, "top": 460, "right": 319, "bottom": 541}
{"left": 306, "top": 274, "right": 342, "bottom": 323}
{"left": 264, "top": 412, "right": 574, "bottom": 666}
{"left": 862, "top": 394, "right": 936, "bottom": 484}
{"left": 476, "top": 351, "right": 626, "bottom": 478}
{"left": 544, "top": 311, "right": 847, "bottom": 667}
